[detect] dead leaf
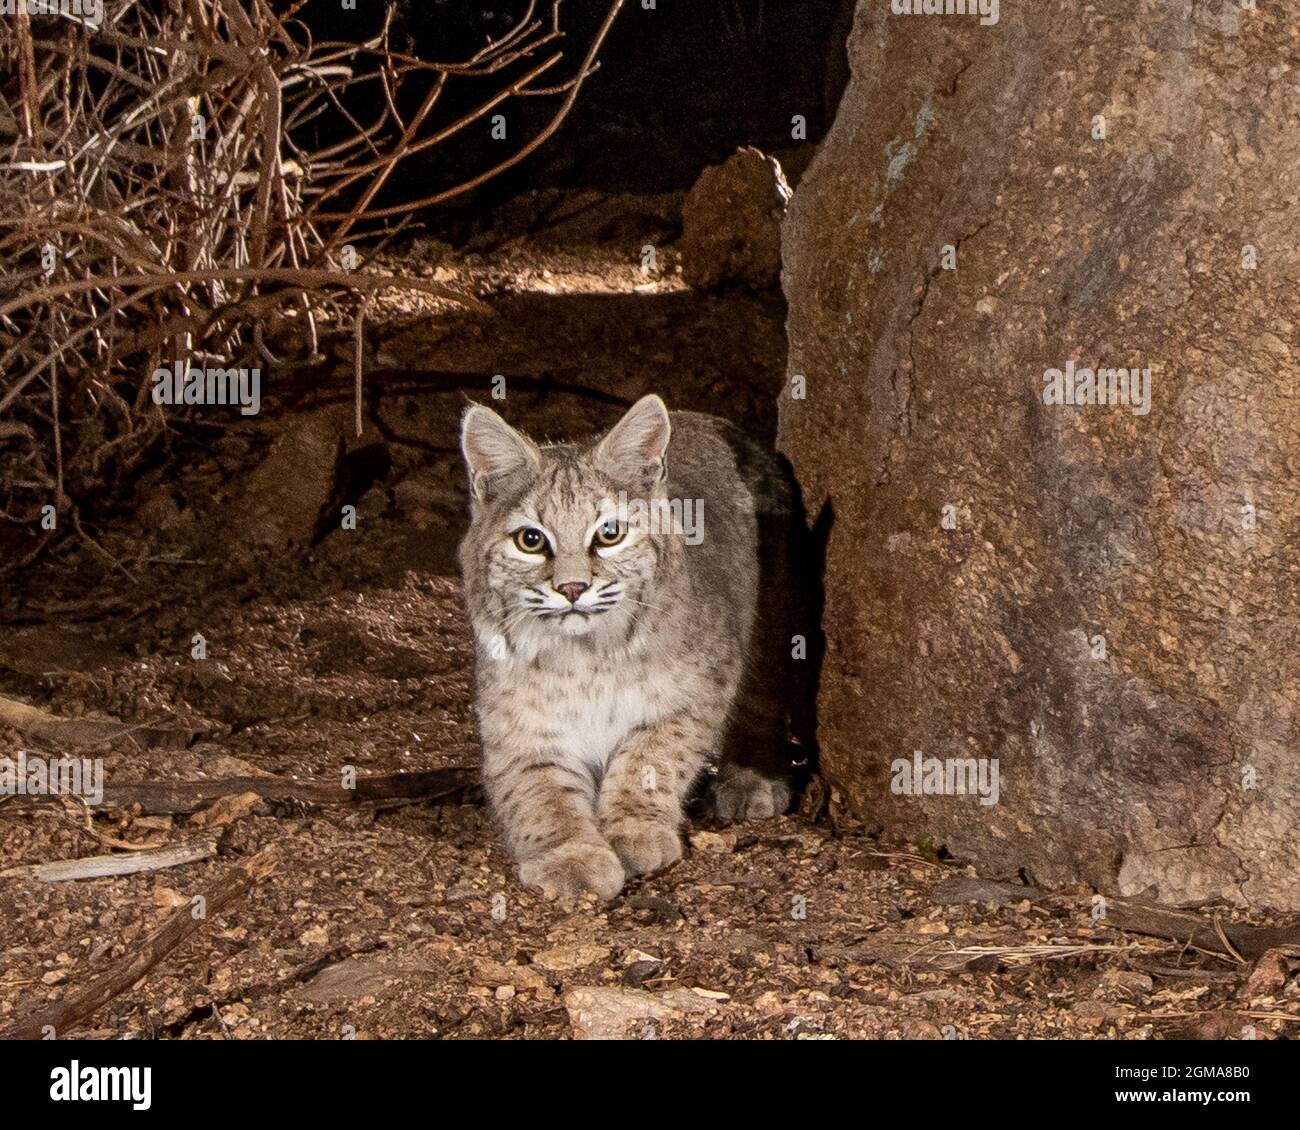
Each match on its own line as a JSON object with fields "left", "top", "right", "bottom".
{"left": 190, "top": 791, "right": 261, "bottom": 829}
{"left": 1238, "top": 949, "right": 1291, "bottom": 1002}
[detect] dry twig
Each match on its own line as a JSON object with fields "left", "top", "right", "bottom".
{"left": 0, "top": 837, "right": 216, "bottom": 881}
{"left": 1, "top": 846, "right": 278, "bottom": 1040}
{"left": 102, "top": 766, "right": 478, "bottom": 814}
{"left": 0, "top": 2, "right": 624, "bottom": 556}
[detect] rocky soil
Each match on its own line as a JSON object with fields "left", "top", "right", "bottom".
{"left": 1, "top": 186, "right": 1297, "bottom": 1040}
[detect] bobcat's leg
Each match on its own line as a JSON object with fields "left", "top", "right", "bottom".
{"left": 483, "top": 745, "right": 624, "bottom": 900}
{"left": 598, "top": 710, "right": 721, "bottom": 877}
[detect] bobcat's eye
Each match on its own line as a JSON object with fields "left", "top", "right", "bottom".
{"left": 513, "top": 527, "right": 549, "bottom": 555}
{"left": 592, "top": 520, "right": 625, "bottom": 548}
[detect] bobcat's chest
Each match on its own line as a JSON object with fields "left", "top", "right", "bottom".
{"left": 495, "top": 655, "right": 675, "bottom": 772}
{"left": 478, "top": 632, "right": 689, "bottom": 775}
{"left": 551, "top": 665, "right": 665, "bottom": 770}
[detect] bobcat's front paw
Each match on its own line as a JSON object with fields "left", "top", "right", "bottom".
{"left": 710, "top": 766, "right": 792, "bottom": 823}
{"left": 605, "top": 819, "right": 682, "bottom": 877}
{"left": 518, "top": 840, "right": 625, "bottom": 901}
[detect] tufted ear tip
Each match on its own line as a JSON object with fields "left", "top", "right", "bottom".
{"left": 593, "top": 395, "right": 671, "bottom": 483}
{"left": 460, "top": 402, "right": 540, "bottom": 501}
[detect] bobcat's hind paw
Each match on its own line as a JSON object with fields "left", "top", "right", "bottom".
{"left": 518, "top": 840, "right": 625, "bottom": 901}
{"left": 605, "top": 819, "right": 683, "bottom": 878}
{"left": 710, "top": 767, "right": 792, "bottom": 823}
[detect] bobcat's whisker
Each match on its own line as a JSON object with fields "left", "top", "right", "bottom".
{"left": 501, "top": 604, "right": 543, "bottom": 632}
{"left": 618, "top": 595, "right": 665, "bottom": 613}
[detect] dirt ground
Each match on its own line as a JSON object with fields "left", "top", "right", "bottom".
{"left": 1, "top": 192, "right": 1297, "bottom": 1041}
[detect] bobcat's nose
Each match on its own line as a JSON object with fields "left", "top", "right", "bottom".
{"left": 555, "top": 581, "right": 589, "bottom": 604}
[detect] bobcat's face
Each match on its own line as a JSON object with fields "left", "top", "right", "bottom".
{"left": 482, "top": 462, "right": 664, "bottom": 641}
{"left": 458, "top": 397, "right": 672, "bottom": 649}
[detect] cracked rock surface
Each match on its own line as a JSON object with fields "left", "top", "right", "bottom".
{"left": 779, "top": 0, "right": 1300, "bottom": 908}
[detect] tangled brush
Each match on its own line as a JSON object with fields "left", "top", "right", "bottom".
{"left": 0, "top": 0, "right": 623, "bottom": 569}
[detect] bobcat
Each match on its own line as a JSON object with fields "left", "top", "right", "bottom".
{"left": 458, "top": 395, "right": 807, "bottom": 899}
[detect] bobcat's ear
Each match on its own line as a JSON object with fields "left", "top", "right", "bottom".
{"left": 460, "top": 403, "right": 541, "bottom": 502}
{"left": 593, "top": 395, "right": 671, "bottom": 485}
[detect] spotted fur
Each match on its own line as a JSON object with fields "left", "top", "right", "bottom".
{"left": 458, "top": 395, "right": 795, "bottom": 899}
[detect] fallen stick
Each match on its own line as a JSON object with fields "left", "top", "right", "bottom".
{"left": 812, "top": 936, "right": 1146, "bottom": 972}
{"left": 101, "top": 767, "right": 477, "bottom": 815}
{"left": 0, "top": 838, "right": 216, "bottom": 882}
{"left": 1107, "top": 899, "right": 1300, "bottom": 961}
{"left": 0, "top": 693, "right": 189, "bottom": 749}
{"left": 1, "top": 847, "right": 278, "bottom": 1041}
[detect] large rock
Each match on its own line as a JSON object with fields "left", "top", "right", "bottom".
{"left": 229, "top": 410, "right": 348, "bottom": 550}
{"left": 779, "top": 2, "right": 1300, "bottom": 907}
{"left": 680, "top": 147, "right": 790, "bottom": 290}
